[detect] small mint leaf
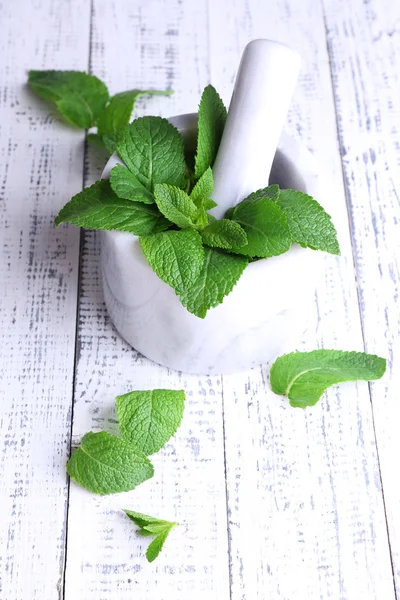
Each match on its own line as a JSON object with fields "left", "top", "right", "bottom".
{"left": 190, "top": 167, "right": 214, "bottom": 209}
{"left": 201, "top": 219, "right": 247, "bottom": 250}
{"left": 55, "top": 180, "right": 169, "bottom": 235}
{"left": 180, "top": 248, "right": 248, "bottom": 318}
{"left": 270, "top": 350, "right": 386, "bottom": 408}
{"left": 146, "top": 529, "right": 171, "bottom": 562}
{"left": 154, "top": 184, "right": 198, "bottom": 228}
{"left": 66, "top": 431, "right": 154, "bottom": 495}
{"left": 28, "top": 70, "right": 109, "bottom": 128}
{"left": 117, "top": 116, "right": 187, "bottom": 191}
{"left": 110, "top": 164, "right": 154, "bottom": 204}
{"left": 97, "top": 89, "right": 173, "bottom": 137}
{"left": 194, "top": 85, "right": 227, "bottom": 178}
{"left": 116, "top": 389, "right": 186, "bottom": 455}
{"left": 124, "top": 510, "right": 177, "bottom": 562}
{"left": 276, "top": 189, "right": 340, "bottom": 255}
{"left": 140, "top": 229, "right": 204, "bottom": 294}
{"left": 230, "top": 197, "right": 291, "bottom": 258}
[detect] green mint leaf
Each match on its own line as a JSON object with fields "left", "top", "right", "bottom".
{"left": 140, "top": 229, "right": 204, "bottom": 294}
{"left": 66, "top": 431, "right": 154, "bottom": 495}
{"left": 87, "top": 133, "right": 106, "bottom": 148}
{"left": 110, "top": 165, "right": 154, "bottom": 204}
{"left": 270, "top": 350, "right": 386, "bottom": 408}
{"left": 194, "top": 85, "right": 227, "bottom": 178}
{"left": 116, "top": 389, "right": 185, "bottom": 455}
{"left": 276, "top": 189, "right": 340, "bottom": 255}
{"left": 230, "top": 197, "right": 291, "bottom": 258}
{"left": 97, "top": 89, "right": 172, "bottom": 137}
{"left": 180, "top": 248, "right": 248, "bottom": 318}
{"left": 154, "top": 184, "right": 198, "bottom": 228}
{"left": 124, "top": 510, "right": 177, "bottom": 562}
{"left": 117, "top": 116, "right": 187, "bottom": 191}
{"left": 242, "top": 184, "right": 281, "bottom": 203}
{"left": 201, "top": 219, "right": 247, "bottom": 250}
{"left": 28, "top": 70, "right": 109, "bottom": 129}
{"left": 190, "top": 167, "right": 214, "bottom": 208}
{"left": 55, "top": 180, "right": 169, "bottom": 235}
{"left": 102, "top": 132, "right": 121, "bottom": 154}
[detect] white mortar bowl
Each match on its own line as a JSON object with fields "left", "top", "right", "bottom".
{"left": 100, "top": 113, "right": 323, "bottom": 375}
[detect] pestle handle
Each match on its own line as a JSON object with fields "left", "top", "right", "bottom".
{"left": 210, "top": 39, "right": 301, "bottom": 219}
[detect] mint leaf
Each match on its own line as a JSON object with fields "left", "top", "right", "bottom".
{"left": 194, "top": 85, "right": 227, "bottom": 178}
{"left": 55, "top": 180, "right": 169, "bottom": 235}
{"left": 154, "top": 184, "right": 198, "bottom": 228}
{"left": 276, "top": 189, "right": 340, "bottom": 255}
{"left": 110, "top": 164, "right": 154, "bottom": 204}
{"left": 230, "top": 197, "right": 291, "bottom": 258}
{"left": 117, "top": 116, "right": 187, "bottom": 191}
{"left": 180, "top": 248, "right": 248, "bottom": 318}
{"left": 28, "top": 70, "right": 109, "bottom": 128}
{"left": 124, "top": 510, "right": 177, "bottom": 563}
{"left": 201, "top": 219, "right": 247, "bottom": 250}
{"left": 116, "top": 389, "right": 185, "bottom": 455}
{"left": 66, "top": 431, "right": 154, "bottom": 495}
{"left": 270, "top": 350, "right": 386, "bottom": 408}
{"left": 102, "top": 132, "right": 121, "bottom": 154}
{"left": 87, "top": 133, "right": 106, "bottom": 148}
{"left": 190, "top": 167, "right": 215, "bottom": 209}
{"left": 241, "top": 184, "right": 280, "bottom": 204}
{"left": 140, "top": 229, "right": 204, "bottom": 294}
{"left": 97, "top": 89, "right": 172, "bottom": 138}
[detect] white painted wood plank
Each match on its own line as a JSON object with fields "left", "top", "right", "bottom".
{"left": 210, "top": 0, "right": 396, "bottom": 598}
{"left": 0, "top": 1, "right": 90, "bottom": 598}
{"left": 322, "top": 0, "right": 400, "bottom": 592}
{"left": 63, "top": 1, "right": 230, "bottom": 599}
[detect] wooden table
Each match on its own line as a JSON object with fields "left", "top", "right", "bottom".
{"left": 1, "top": 0, "right": 399, "bottom": 598}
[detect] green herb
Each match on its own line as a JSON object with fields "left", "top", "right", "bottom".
{"left": 116, "top": 389, "right": 186, "bottom": 455}
{"left": 270, "top": 350, "right": 386, "bottom": 408}
{"left": 194, "top": 85, "right": 227, "bottom": 178}
{"left": 154, "top": 184, "right": 199, "bottom": 228}
{"left": 66, "top": 431, "right": 154, "bottom": 495}
{"left": 124, "top": 510, "right": 177, "bottom": 562}
{"left": 276, "top": 189, "right": 340, "bottom": 255}
{"left": 201, "top": 219, "right": 247, "bottom": 250}
{"left": 55, "top": 180, "right": 169, "bottom": 235}
{"left": 28, "top": 70, "right": 109, "bottom": 128}
{"left": 180, "top": 248, "right": 248, "bottom": 318}
{"left": 228, "top": 196, "right": 292, "bottom": 258}
{"left": 140, "top": 229, "right": 204, "bottom": 294}
{"left": 117, "top": 116, "right": 187, "bottom": 191}
{"left": 110, "top": 164, "right": 154, "bottom": 204}
{"left": 190, "top": 167, "right": 217, "bottom": 210}
{"left": 97, "top": 89, "right": 173, "bottom": 153}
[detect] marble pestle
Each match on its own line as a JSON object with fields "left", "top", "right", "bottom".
{"left": 210, "top": 39, "right": 301, "bottom": 219}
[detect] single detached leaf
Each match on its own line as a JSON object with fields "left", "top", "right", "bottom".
{"left": 276, "top": 189, "right": 340, "bottom": 255}
{"left": 180, "top": 248, "right": 248, "bottom": 318}
{"left": 270, "top": 350, "right": 386, "bottom": 408}
{"left": 124, "top": 510, "right": 177, "bottom": 563}
{"left": 110, "top": 164, "right": 154, "bottom": 203}
{"left": 194, "top": 85, "right": 227, "bottom": 178}
{"left": 97, "top": 88, "right": 173, "bottom": 136}
{"left": 230, "top": 197, "right": 291, "bottom": 258}
{"left": 190, "top": 167, "right": 214, "bottom": 209}
{"left": 117, "top": 116, "right": 187, "bottom": 191}
{"left": 55, "top": 179, "right": 169, "bottom": 235}
{"left": 116, "top": 389, "right": 186, "bottom": 455}
{"left": 28, "top": 70, "right": 109, "bottom": 128}
{"left": 154, "top": 184, "right": 198, "bottom": 228}
{"left": 66, "top": 431, "right": 154, "bottom": 495}
{"left": 201, "top": 219, "right": 247, "bottom": 250}
{"left": 140, "top": 229, "right": 204, "bottom": 294}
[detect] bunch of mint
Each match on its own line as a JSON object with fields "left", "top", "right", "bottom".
{"left": 28, "top": 70, "right": 172, "bottom": 153}
{"left": 50, "top": 83, "right": 340, "bottom": 318}
{"left": 67, "top": 389, "right": 185, "bottom": 561}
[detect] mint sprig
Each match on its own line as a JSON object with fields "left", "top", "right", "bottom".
{"left": 270, "top": 350, "right": 386, "bottom": 408}
{"left": 124, "top": 510, "right": 177, "bottom": 562}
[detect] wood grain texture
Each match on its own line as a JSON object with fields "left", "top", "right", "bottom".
{"left": 0, "top": 1, "right": 90, "bottom": 598}
{"left": 322, "top": 0, "right": 400, "bottom": 593}
{"left": 210, "top": 0, "right": 396, "bottom": 598}
{"left": 63, "top": 1, "right": 230, "bottom": 599}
